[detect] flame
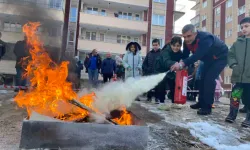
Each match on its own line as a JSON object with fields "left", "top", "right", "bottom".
{"left": 14, "top": 22, "right": 132, "bottom": 125}
{"left": 112, "top": 106, "right": 132, "bottom": 125}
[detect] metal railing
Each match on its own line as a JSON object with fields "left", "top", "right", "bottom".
{"left": 82, "top": 9, "right": 144, "bottom": 22}
{"left": 0, "top": 0, "right": 63, "bottom": 11}
{"left": 79, "top": 34, "right": 143, "bottom": 46}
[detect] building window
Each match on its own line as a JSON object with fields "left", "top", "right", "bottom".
{"left": 70, "top": 7, "right": 77, "bottom": 22}
{"left": 226, "top": 0, "right": 232, "bottom": 8}
{"left": 215, "top": 6, "right": 221, "bottom": 16}
{"left": 134, "top": 37, "right": 139, "bottom": 43}
{"left": 202, "top": 1, "right": 207, "bottom": 8}
{"left": 226, "top": 15, "right": 232, "bottom": 23}
{"left": 117, "top": 35, "right": 131, "bottom": 44}
{"left": 86, "top": 31, "right": 96, "bottom": 40}
{"left": 238, "top": 24, "right": 241, "bottom": 32}
{"left": 215, "top": 21, "right": 220, "bottom": 28}
{"left": 152, "top": 14, "right": 165, "bottom": 26}
{"left": 49, "top": 27, "right": 59, "bottom": 37}
{"left": 3, "top": 22, "right": 22, "bottom": 32}
{"left": 87, "top": 7, "right": 98, "bottom": 15}
{"left": 202, "top": 27, "right": 207, "bottom": 31}
{"left": 135, "top": 14, "right": 140, "bottom": 21}
{"left": 153, "top": 0, "right": 166, "bottom": 3}
{"left": 100, "top": 10, "right": 106, "bottom": 16}
{"left": 100, "top": 33, "right": 105, "bottom": 42}
{"left": 238, "top": 5, "right": 245, "bottom": 16}
{"left": 201, "top": 15, "right": 207, "bottom": 21}
{"left": 49, "top": 0, "right": 62, "bottom": 10}
{"left": 225, "top": 29, "right": 232, "bottom": 38}
{"left": 118, "top": 12, "right": 133, "bottom": 20}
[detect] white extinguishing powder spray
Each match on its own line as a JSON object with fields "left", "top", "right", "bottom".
{"left": 91, "top": 73, "right": 166, "bottom": 113}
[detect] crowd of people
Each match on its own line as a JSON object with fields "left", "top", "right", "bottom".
{"left": 80, "top": 17, "right": 250, "bottom": 128}
{"left": 1, "top": 17, "right": 250, "bottom": 128}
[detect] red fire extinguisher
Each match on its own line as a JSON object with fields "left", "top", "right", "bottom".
{"left": 174, "top": 69, "right": 188, "bottom": 104}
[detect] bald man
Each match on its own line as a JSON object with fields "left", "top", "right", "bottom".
{"left": 101, "top": 52, "right": 116, "bottom": 83}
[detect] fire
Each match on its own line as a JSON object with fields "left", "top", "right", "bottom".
{"left": 112, "top": 107, "right": 132, "bottom": 125}
{"left": 14, "top": 22, "right": 132, "bottom": 125}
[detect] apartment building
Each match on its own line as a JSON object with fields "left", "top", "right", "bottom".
{"left": 77, "top": 0, "right": 186, "bottom": 60}
{"left": 190, "top": 0, "right": 250, "bottom": 89}
{"left": 0, "top": 0, "right": 64, "bottom": 61}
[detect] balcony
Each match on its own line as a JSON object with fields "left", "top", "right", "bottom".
{"left": 82, "top": 0, "right": 149, "bottom": 11}
{"left": 1, "top": 31, "right": 62, "bottom": 48}
{"left": 80, "top": 12, "right": 148, "bottom": 34}
{"left": 174, "top": 4, "right": 186, "bottom": 21}
{"left": 78, "top": 37, "right": 147, "bottom": 56}
{"left": 191, "top": 2, "right": 200, "bottom": 10}
{"left": 0, "top": 1, "right": 64, "bottom": 22}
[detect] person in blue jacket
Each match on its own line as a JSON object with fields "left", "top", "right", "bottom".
{"left": 171, "top": 24, "right": 228, "bottom": 115}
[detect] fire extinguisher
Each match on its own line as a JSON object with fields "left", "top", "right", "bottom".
{"left": 174, "top": 69, "right": 188, "bottom": 104}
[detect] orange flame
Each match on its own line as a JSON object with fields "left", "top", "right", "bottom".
{"left": 14, "top": 22, "right": 132, "bottom": 125}
{"left": 112, "top": 106, "right": 132, "bottom": 125}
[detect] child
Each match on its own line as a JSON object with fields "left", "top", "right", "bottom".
{"left": 155, "top": 36, "right": 183, "bottom": 108}
{"left": 142, "top": 39, "right": 161, "bottom": 102}
{"left": 123, "top": 42, "right": 142, "bottom": 80}
{"left": 225, "top": 17, "right": 250, "bottom": 128}
{"left": 115, "top": 55, "right": 125, "bottom": 81}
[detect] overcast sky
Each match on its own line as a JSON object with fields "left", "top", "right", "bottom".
{"left": 174, "top": 0, "right": 195, "bottom": 33}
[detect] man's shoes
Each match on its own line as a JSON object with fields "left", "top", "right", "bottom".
{"left": 225, "top": 116, "right": 235, "bottom": 123}
{"left": 197, "top": 109, "right": 211, "bottom": 115}
{"left": 135, "top": 97, "right": 140, "bottom": 101}
{"left": 147, "top": 98, "right": 152, "bottom": 102}
{"left": 14, "top": 88, "right": 19, "bottom": 92}
{"left": 239, "top": 106, "right": 247, "bottom": 113}
{"left": 190, "top": 103, "right": 201, "bottom": 109}
{"left": 155, "top": 100, "right": 160, "bottom": 104}
{"left": 242, "top": 111, "right": 250, "bottom": 128}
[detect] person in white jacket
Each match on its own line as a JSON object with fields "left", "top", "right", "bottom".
{"left": 122, "top": 42, "right": 142, "bottom": 80}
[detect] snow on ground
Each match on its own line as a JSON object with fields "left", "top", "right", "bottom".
{"left": 137, "top": 97, "right": 250, "bottom": 150}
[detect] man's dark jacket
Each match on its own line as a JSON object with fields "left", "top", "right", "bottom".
{"left": 84, "top": 53, "right": 102, "bottom": 72}
{"left": 101, "top": 58, "right": 116, "bottom": 74}
{"left": 13, "top": 40, "right": 30, "bottom": 69}
{"left": 0, "top": 40, "right": 6, "bottom": 59}
{"left": 182, "top": 31, "right": 228, "bottom": 66}
{"left": 142, "top": 49, "right": 161, "bottom": 75}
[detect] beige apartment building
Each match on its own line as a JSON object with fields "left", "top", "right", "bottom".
{"left": 0, "top": 0, "right": 64, "bottom": 59}
{"left": 190, "top": 0, "right": 250, "bottom": 89}
{"left": 78, "top": 0, "right": 186, "bottom": 60}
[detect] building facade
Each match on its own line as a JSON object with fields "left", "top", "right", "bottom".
{"left": 190, "top": 0, "right": 250, "bottom": 89}
{"left": 0, "top": 0, "right": 64, "bottom": 61}
{"left": 77, "top": 0, "right": 186, "bottom": 60}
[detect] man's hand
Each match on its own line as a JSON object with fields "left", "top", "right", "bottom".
{"left": 171, "top": 62, "right": 180, "bottom": 71}
{"left": 171, "top": 62, "right": 185, "bottom": 71}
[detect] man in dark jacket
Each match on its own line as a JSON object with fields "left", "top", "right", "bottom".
{"left": 74, "top": 56, "right": 84, "bottom": 89}
{"left": 171, "top": 24, "right": 228, "bottom": 115}
{"left": 101, "top": 52, "right": 116, "bottom": 83}
{"left": 142, "top": 39, "right": 161, "bottom": 102}
{"left": 0, "top": 32, "right": 6, "bottom": 60}
{"left": 84, "top": 49, "right": 102, "bottom": 88}
{"left": 14, "top": 35, "right": 30, "bottom": 92}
